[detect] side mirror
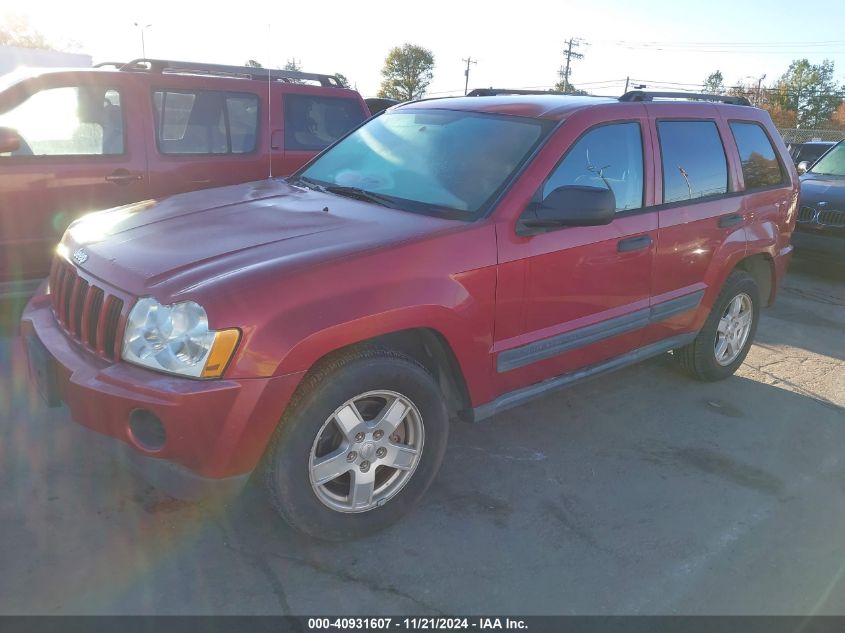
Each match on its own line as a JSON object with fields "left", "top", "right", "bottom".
{"left": 796, "top": 161, "right": 810, "bottom": 175}
{"left": 520, "top": 185, "right": 616, "bottom": 232}
{"left": 0, "top": 127, "right": 21, "bottom": 154}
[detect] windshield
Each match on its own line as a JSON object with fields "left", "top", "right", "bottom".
{"left": 809, "top": 142, "right": 845, "bottom": 176}
{"left": 299, "top": 109, "right": 552, "bottom": 219}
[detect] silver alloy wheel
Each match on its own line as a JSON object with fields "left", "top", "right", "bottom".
{"left": 714, "top": 292, "right": 753, "bottom": 366}
{"left": 308, "top": 390, "right": 425, "bottom": 513}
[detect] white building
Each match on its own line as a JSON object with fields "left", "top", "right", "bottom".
{"left": 0, "top": 45, "right": 91, "bottom": 76}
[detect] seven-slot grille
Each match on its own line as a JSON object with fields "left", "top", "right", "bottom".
{"left": 49, "top": 259, "right": 125, "bottom": 360}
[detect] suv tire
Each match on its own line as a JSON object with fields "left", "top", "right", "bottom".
{"left": 263, "top": 348, "right": 449, "bottom": 540}
{"left": 673, "top": 270, "right": 760, "bottom": 382}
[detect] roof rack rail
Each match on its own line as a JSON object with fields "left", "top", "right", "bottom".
{"left": 468, "top": 88, "right": 565, "bottom": 97}
{"left": 118, "top": 58, "right": 342, "bottom": 88}
{"left": 619, "top": 90, "right": 751, "bottom": 106}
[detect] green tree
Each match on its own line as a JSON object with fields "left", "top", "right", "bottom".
{"left": 333, "top": 73, "right": 350, "bottom": 88}
{"left": 703, "top": 70, "right": 725, "bottom": 94}
{"left": 377, "top": 43, "right": 434, "bottom": 101}
{"left": 553, "top": 78, "right": 587, "bottom": 94}
{"left": 771, "top": 59, "right": 840, "bottom": 128}
{"left": 245, "top": 59, "right": 263, "bottom": 68}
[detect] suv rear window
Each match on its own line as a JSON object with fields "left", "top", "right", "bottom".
{"left": 729, "top": 122, "right": 785, "bottom": 189}
{"left": 153, "top": 90, "right": 259, "bottom": 155}
{"left": 0, "top": 86, "right": 124, "bottom": 156}
{"left": 658, "top": 121, "right": 728, "bottom": 204}
{"left": 284, "top": 94, "right": 365, "bottom": 151}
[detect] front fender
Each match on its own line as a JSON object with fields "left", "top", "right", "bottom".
{"left": 222, "top": 224, "right": 499, "bottom": 406}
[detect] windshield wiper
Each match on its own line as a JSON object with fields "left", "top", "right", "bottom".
{"left": 290, "top": 175, "right": 328, "bottom": 192}
{"left": 323, "top": 185, "right": 397, "bottom": 208}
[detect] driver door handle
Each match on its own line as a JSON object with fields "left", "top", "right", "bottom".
{"left": 105, "top": 169, "right": 142, "bottom": 185}
{"left": 617, "top": 235, "right": 653, "bottom": 252}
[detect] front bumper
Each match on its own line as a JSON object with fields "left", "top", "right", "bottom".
{"left": 791, "top": 230, "right": 845, "bottom": 263}
{"left": 21, "top": 288, "right": 305, "bottom": 500}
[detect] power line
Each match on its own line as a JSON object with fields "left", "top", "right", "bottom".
{"left": 602, "top": 38, "right": 845, "bottom": 48}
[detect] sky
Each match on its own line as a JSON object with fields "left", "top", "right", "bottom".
{"left": 6, "top": 0, "right": 845, "bottom": 97}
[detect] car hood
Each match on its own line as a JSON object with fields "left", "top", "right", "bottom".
{"left": 799, "top": 173, "right": 845, "bottom": 206}
{"left": 62, "top": 179, "right": 458, "bottom": 297}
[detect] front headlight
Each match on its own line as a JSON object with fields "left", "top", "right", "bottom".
{"left": 121, "top": 297, "right": 240, "bottom": 378}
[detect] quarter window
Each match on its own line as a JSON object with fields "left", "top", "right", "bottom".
{"left": 658, "top": 121, "right": 728, "bottom": 204}
{"left": 729, "top": 122, "right": 785, "bottom": 189}
{"left": 543, "top": 122, "right": 644, "bottom": 212}
{"left": 284, "top": 94, "right": 366, "bottom": 151}
{"left": 153, "top": 90, "right": 259, "bottom": 154}
{"left": 0, "top": 86, "right": 124, "bottom": 156}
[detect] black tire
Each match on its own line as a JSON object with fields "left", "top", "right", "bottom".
{"left": 263, "top": 348, "right": 449, "bottom": 540}
{"left": 673, "top": 270, "right": 760, "bottom": 381}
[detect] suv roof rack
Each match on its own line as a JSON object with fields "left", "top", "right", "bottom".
{"left": 619, "top": 90, "right": 751, "bottom": 106}
{"left": 467, "top": 88, "right": 565, "bottom": 97}
{"left": 117, "top": 58, "right": 342, "bottom": 88}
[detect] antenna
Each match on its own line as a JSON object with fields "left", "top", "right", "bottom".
{"left": 267, "top": 23, "right": 273, "bottom": 179}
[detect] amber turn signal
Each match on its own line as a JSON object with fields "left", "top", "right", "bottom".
{"left": 201, "top": 329, "right": 241, "bottom": 378}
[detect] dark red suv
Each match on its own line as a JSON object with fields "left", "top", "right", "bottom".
{"left": 0, "top": 59, "right": 370, "bottom": 298}
{"left": 22, "top": 90, "right": 797, "bottom": 539}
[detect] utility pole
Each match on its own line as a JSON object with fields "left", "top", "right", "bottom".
{"left": 462, "top": 57, "right": 477, "bottom": 95}
{"left": 558, "top": 38, "right": 584, "bottom": 93}
{"left": 134, "top": 22, "right": 152, "bottom": 58}
{"left": 755, "top": 74, "right": 766, "bottom": 107}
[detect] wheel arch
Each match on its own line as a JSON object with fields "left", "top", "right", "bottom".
{"left": 734, "top": 251, "right": 776, "bottom": 306}
{"left": 289, "top": 327, "right": 474, "bottom": 423}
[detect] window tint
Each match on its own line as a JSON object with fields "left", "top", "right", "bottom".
{"left": 153, "top": 90, "right": 259, "bottom": 154}
{"left": 658, "top": 121, "right": 728, "bottom": 204}
{"left": 543, "top": 122, "right": 643, "bottom": 212}
{"left": 0, "top": 86, "right": 124, "bottom": 156}
{"left": 729, "top": 122, "right": 784, "bottom": 189}
{"left": 226, "top": 95, "right": 259, "bottom": 153}
{"left": 301, "top": 110, "right": 550, "bottom": 218}
{"left": 284, "top": 95, "right": 366, "bottom": 151}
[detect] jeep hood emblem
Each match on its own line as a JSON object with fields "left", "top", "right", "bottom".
{"left": 72, "top": 248, "right": 88, "bottom": 265}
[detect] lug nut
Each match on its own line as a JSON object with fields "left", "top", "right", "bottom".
{"left": 354, "top": 432, "right": 365, "bottom": 442}
{"left": 376, "top": 447, "right": 387, "bottom": 459}
{"left": 373, "top": 430, "right": 384, "bottom": 440}
{"left": 347, "top": 451, "right": 357, "bottom": 462}
{"left": 360, "top": 461, "right": 370, "bottom": 472}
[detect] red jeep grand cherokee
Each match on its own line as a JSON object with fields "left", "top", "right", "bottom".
{"left": 22, "top": 91, "right": 797, "bottom": 540}
{"left": 0, "top": 59, "right": 369, "bottom": 298}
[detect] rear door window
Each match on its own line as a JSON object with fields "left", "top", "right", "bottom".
{"left": 0, "top": 86, "right": 124, "bottom": 156}
{"left": 729, "top": 122, "right": 785, "bottom": 189}
{"left": 657, "top": 121, "right": 728, "bottom": 204}
{"left": 153, "top": 90, "right": 259, "bottom": 154}
{"left": 283, "top": 94, "right": 366, "bottom": 151}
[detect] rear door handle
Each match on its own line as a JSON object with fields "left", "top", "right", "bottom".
{"left": 718, "top": 213, "right": 743, "bottom": 228}
{"left": 617, "top": 235, "right": 653, "bottom": 252}
{"left": 189, "top": 178, "right": 212, "bottom": 185}
{"left": 105, "top": 169, "right": 142, "bottom": 185}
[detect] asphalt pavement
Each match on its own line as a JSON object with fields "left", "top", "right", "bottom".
{"left": 0, "top": 259, "right": 843, "bottom": 615}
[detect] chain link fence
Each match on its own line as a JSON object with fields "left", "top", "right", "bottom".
{"left": 777, "top": 127, "right": 845, "bottom": 144}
